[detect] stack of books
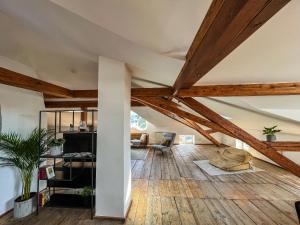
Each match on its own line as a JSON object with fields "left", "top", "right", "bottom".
{"left": 38, "top": 166, "right": 47, "bottom": 180}
{"left": 39, "top": 190, "right": 50, "bottom": 207}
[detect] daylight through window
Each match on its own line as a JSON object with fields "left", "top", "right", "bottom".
{"left": 130, "top": 111, "right": 147, "bottom": 131}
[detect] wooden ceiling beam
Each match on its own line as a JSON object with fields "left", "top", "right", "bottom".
{"left": 131, "top": 88, "right": 173, "bottom": 97}
{"left": 173, "top": 0, "right": 291, "bottom": 93}
{"left": 272, "top": 147, "right": 300, "bottom": 152}
{"left": 206, "top": 129, "right": 217, "bottom": 134}
{"left": 178, "top": 82, "right": 300, "bottom": 97}
{"left": 133, "top": 97, "right": 213, "bottom": 128}
{"left": 264, "top": 141, "right": 300, "bottom": 152}
{"left": 45, "top": 101, "right": 97, "bottom": 108}
{"left": 135, "top": 99, "right": 220, "bottom": 146}
{"left": 0, "top": 67, "right": 73, "bottom": 98}
{"left": 134, "top": 96, "right": 232, "bottom": 136}
{"left": 264, "top": 141, "right": 300, "bottom": 147}
{"left": 72, "top": 90, "right": 98, "bottom": 98}
{"left": 135, "top": 99, "right": 196, "bottom": 129}
{"left": 4, "top": 66, "right": 298, "bottom": 99}
{"left": 179, "top": 97, "right": 300, "bottom": 177}
{"left": 132, "top": 82, "right": 300, "bottom": 98}
{"left": 45, "top": 100, "right": 144, "bottom": 108}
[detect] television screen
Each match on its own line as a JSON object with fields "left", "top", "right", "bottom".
{"left": 63, "top": 132, "right": 97, "bottom": 154}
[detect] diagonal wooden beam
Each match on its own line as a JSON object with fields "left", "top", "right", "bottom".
{"left": 135, "top": 99, "right": 220, "bottom": 146}
{"left": 134, "top": 97, "right": 215, "bottom": 129}
{"left": 0, "top": 67, "right": 73, "bottom": 98}
{"left": 206, "top": 129, "right": 217, "bottom": 134}
{"left": 179, "top": 97, "right": 300, "bottom": 177}
{"left": 173, "top": 0, "right": 291, "bottom": 93}
{"left": 134, "top": 96, "right": 233, "bottom": 137}
{"left": 135, "top": 99, "right": 196, "bottom": 129}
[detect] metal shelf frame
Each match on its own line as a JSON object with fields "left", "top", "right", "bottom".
{"left": 37, "top": 109, "right": 97, "bottom": 219}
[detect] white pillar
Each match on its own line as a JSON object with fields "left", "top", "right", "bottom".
{"left": 96, "top": 56, "right": 131, "bottom": 218}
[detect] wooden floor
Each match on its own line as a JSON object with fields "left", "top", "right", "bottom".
{"left": 1, "top": 144, "right": 300, "bottom": 225}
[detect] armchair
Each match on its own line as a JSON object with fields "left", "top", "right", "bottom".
{"left": 151, "top": 132, "right": 176, "bottom": 154}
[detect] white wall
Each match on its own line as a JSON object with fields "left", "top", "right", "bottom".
{"left": 96, "top": 56, "right": 131, "bottom": 218}
{"left": 0, "top": 56, "right": 45, "bottom": 215}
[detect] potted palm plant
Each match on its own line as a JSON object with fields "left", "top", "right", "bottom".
{"left": 80, "top": 186, "right": 93, "bottom": 208}
{"left": 263, "top": 125, "right": 281, "bottom": 142}
{"left": 0, "top": 128, "right": 52, "bottom": 218}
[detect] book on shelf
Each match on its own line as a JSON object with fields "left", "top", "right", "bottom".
{"left": 39, "top": 190, "right": 50, "bottom": 207}
{"left": 38, "top": 166, "right": 47, "bottom": 180}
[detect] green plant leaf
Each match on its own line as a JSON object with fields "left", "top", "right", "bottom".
{"left": 0, "top": 128, "right": 54, "bottom": 200}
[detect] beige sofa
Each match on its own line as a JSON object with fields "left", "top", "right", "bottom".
{"left": 130, "top": 133, "right": 149, "bottom": 148}
{"left": 209, "top": 147, "right": 252, "bottom": 171}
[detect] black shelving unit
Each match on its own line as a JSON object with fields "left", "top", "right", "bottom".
{"left": 37, "top": 109, "right": 97, "bottom": 219}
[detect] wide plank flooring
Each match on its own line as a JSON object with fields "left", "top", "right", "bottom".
{"left": 1, "top": 144, "right": 300, "bottom": 225}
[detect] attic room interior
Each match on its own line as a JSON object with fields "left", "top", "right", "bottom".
{"left": 1, "top": 0, "right": 300, "bottom": 224}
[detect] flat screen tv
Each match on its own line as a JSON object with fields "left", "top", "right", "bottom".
{"left": 63, "top": 132, "right": 97, "bottom": 154}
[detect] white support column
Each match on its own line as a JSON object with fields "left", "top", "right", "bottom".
{"left": 96, "top": 56, "right": 131, "bottom": 218}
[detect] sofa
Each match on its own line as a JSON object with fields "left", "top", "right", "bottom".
{"left": 130, "top": 133, "right": 149, "bottom": 148}
{"left": 209, "top": 147, "right": 252, "bottom": 171}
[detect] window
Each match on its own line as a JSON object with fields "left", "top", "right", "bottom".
{"left": 179, "top": 135, "right": 195, "bottom": 144}
{"left": 235, "top": 139, "right": 249, "bottom": 150}
{"left": 130, "top": 111, "right": 147, "bottom": 131}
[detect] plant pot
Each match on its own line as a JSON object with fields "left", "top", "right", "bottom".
{"left": 50, "top": 145, "right": 63, "bottom": 156}
{"left": 82, "top": 196, "right": 92, "bottom": 208}
{"left": 14, "top": 193, "right": 37, "bottom": 219}
{"left": 266, "top": 134, "right": 276, "bottom": 142}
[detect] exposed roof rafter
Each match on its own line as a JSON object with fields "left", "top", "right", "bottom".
{"left": 133, "top": 96, "right": 232, "bottom": 136}
{"left": 173, "top": 0, "right": 291, "bottom": 93}
{"left": 135, "top": 98, "right": 220, "bottom": 146}
{"left": 0, "top": 67, "right": 73, "bottom": 98}
{"left": 44, "top": 100, "right": 144, "bottom": 108}
{"left": 132, "top": 82, "right": 300, "bottom": 97}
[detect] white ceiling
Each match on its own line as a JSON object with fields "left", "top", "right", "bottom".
{"left": 51, "top": 0, "right": 211, "bottom": 56}
{"left": 0, "top": 0, "right": 299, "bottom": 88}
{"left": 199, "top": 0, "right": 300, "bottom": 85}
{"left": 0, "top": 0, "right": 300, "bottom": 128}
{"left": 0, "top": 0, "right": 202, "bottom": 88}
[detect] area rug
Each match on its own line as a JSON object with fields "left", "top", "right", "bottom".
{"left": 193, "top": 160, "right": 263, "bottom": 176}
{"left": 131, "top": 149, "right": 149, "bottom": 160}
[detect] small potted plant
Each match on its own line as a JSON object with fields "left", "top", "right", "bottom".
{"left": 0, "top": 128, "right": 52, "bottom": 218}
{"left": 263, "top": 125, "right": 281, "bottom": 142}
{"left": 80, "top": 186, "right": 93, "bottom": 208}
{"left": 49, "top": 138, "right": 65, "bottom": 156}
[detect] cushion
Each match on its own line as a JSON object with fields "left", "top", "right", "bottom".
{"left": 160, "top": 137, "right": 171, "bottom": 146}
{"left": 140, "top": 133, "right": 147, "bottom": 145}
{"left": 131, "top": 139, "right": 141, "bottom": 146}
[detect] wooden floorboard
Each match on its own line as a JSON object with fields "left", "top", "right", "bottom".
{"left": 1, "top": 144, "right": 300, "bottom": 225}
